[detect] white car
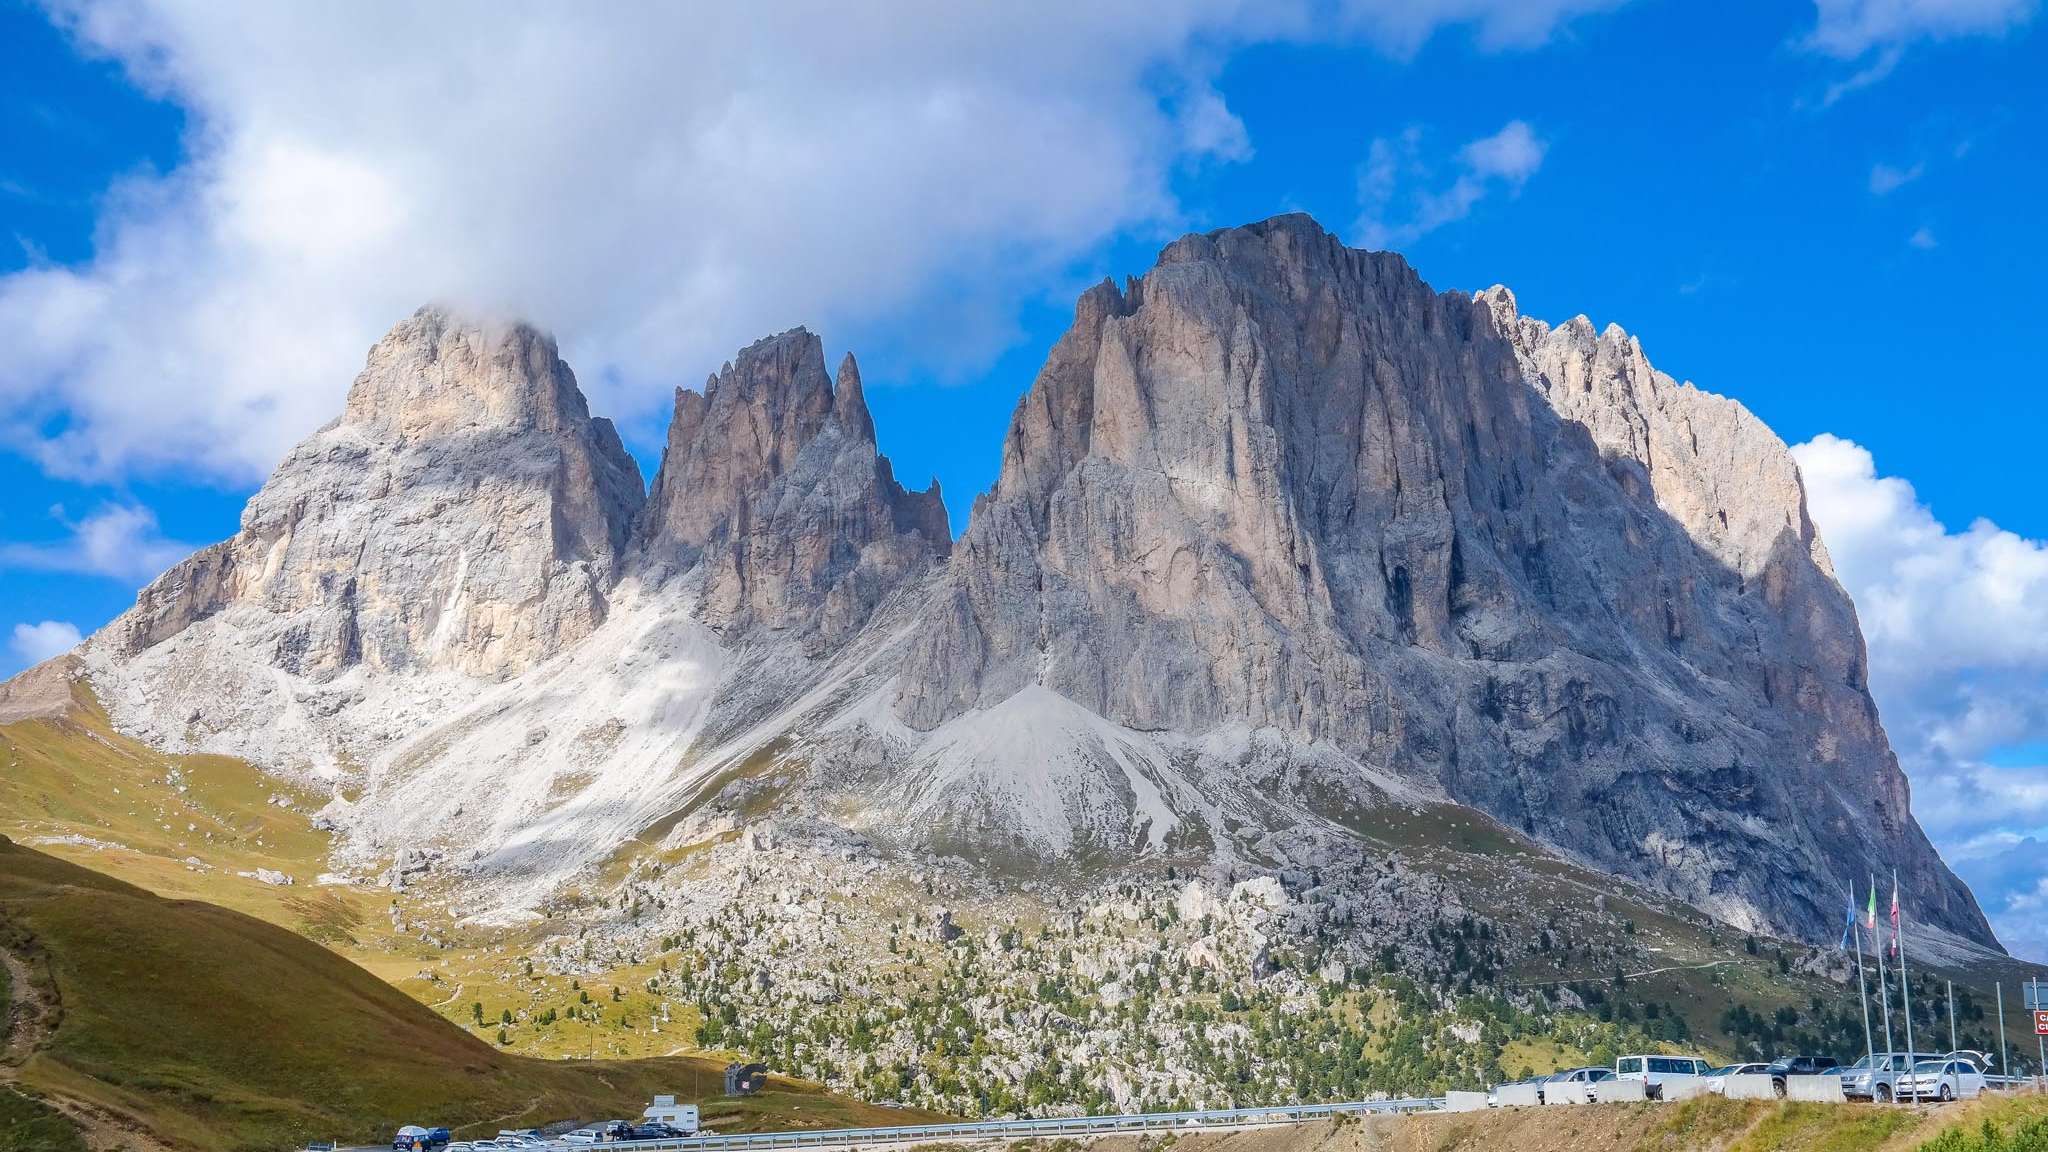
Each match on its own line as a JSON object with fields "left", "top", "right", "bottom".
{"left": 1704, "top": 1063, "right": 1770, "bottom": 1094}
{"left": 1542, "top": 1066, "right": 1616, "bottom": 1102}
{"left": 1899, "top": 1058, "right": 1985, "bottom": 1102}
{"left": 1615, "top": 1054, "right": 1713, "bottom": 1099}
{"left": 559, "top": 1133, "right": 600, "bottom": 1146}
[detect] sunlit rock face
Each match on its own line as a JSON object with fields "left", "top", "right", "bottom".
{"left": 109, "top": 307, "right": 645, "bottom": 680}
{"left": 895, "top": 214, "right": 1985, "bottom": 945}
{"left": 64, "top": 216, "right": 1992, "bottom": 950}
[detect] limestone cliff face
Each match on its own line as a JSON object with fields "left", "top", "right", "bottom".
{"left": 53, "top": 216, "right": 1993, "bottom": 950}
{"left": 638, "top": 328, "right": 949, "bottom": 652}
{"left": 895, "top": 214, "right": 1986, "bottom": 943}
{"left": 109, "top": 307, "right": 645, "bottom": 680}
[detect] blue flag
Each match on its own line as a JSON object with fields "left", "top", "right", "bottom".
{"left": 1840, "top": 891, "right": 1856, "bottom": 950}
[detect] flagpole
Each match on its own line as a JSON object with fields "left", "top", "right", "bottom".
{"left": 1949, "top": 980, "right": 1957, "bottom": 1053}
{"left": 1895, "top": 870, "right": 1917, "bottom": 1098}
{"left": 1853, "top": 920, "right": 1876, "bottom": 1068}
{"left": 2023, "top": 971, "right": 2039, "bottom": 1082}
{"left": 1872, "top": 873, "right": 1896, "bottom": 1095}
{"left": 1997, "top": 982, "right": 2008, "bottom": 1080}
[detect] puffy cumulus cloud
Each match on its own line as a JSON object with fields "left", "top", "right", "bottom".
{"left": 0, "top": 502, "right": 192, "bottom": 582}
{"left": 1793, "top": 433, "right": 2048, "bottom": 957}
{"left": 1, "top": 1, "right": 1619, "bottom": 485}
{"left": 8, "top": 620, "right": 82, "bottom": 669}
{"left": 1352, "top": 120, "right": 1547, "bottom": 249}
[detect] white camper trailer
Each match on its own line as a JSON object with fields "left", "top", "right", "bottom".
{"left": 643, "top": 1095, "right": 701, "bottom": 1135}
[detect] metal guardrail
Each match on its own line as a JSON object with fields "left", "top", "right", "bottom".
{"left": 543, "top": 1099, "right": 1448, "bottom": 1151}
{"left": 433, "top": 1076, "right": 2048, "bottom": 1152}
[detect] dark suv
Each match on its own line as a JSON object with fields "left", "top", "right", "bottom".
{"left": 1768, "top": 1055, "right": 1841, "bottom": 1095}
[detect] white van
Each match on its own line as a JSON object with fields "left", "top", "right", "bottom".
{"left": 1616, "top": 1054, "right": 1713, "bottom": 1099}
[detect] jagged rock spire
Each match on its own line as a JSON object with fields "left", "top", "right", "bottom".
{"left": 639, "top": 327, "right": 947, "bottom": 649}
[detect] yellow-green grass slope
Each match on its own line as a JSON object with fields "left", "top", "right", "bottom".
{"left": 0, "top": 835, "right": 939, "bottom": 1152}
{"left": 0, "top": 668, "right": 701, "bottom": 1061}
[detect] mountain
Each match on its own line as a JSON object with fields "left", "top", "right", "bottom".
{"left": 44, "top": 214, "right": 1988, "bottom": 954}
{"left": 897, "top": 216, "right": 1980, "bottom": 943}
{"left": 110, "top": 309, "right": 645, "bottom": 680}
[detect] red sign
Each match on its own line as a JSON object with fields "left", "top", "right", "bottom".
{"left": 2034, "top": 1009, "right": 2048, "bottom": 1036}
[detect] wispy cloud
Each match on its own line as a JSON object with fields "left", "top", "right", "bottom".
{"left": 1869, "top": 160, "right": 1924, "bottom": 194}
{"left": 1908, "top": 225, "right": 1939, "bottom": 249}
{"left": 1805, "top": 0, "right": 2036, "bottom": 104}
{"left": 1353, "top": 120, "right": 1548, "bottom": 249}
{"left": 0, "top": 503, "right": 191, "bottom": 583}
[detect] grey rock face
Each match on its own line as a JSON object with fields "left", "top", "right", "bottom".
{"left": 896, "top": 214, "right": 1987, "bottom": 945}
{"left": 57, "top": 215, "right": 1993, "bottom": 953}
{"left": 109, "top": 307, "right": 645, "bottom": 679}
{"left": 639, "top": 328, "right": 949, "bottom": 652}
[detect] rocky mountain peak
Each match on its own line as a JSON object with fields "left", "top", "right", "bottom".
{"left": 640, "top": 327, "right": 948, "bottom": 649}
{"left": 341, "top": 306, "right": 606, "bottom": 445}
{"left": 895, "top": 212, "right": 1987, "bottom": 945}
{"left": 101, "top": 308, "right": 644, "bottom": 681}
{"left": 57, "top": 216, "right": 1991, "bottom": 954}
{"left": 834, "top": 352, "right": 877, "bottom": 444}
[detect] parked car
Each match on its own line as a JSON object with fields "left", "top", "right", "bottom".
{"left": 1541, "top": 1066, "right": 1615, "bottom": 1102}
{"left": 558, "top": 1131, "right": 601, "bottom": 1146}
{"left": 302, "top": 1142, "right": 336, "bottom": 1152}
{"left": 1704, "top": 1062, "right": 1769, "bottom": 1094}
{"left": 1615, "top": 1054, "right": 1713, "bottom": 1099}
{"left": 393, "top": 1126, "right": 434, "bottom": 1151}
{"left": 1841, "top": 1052, "right": 1920, "bottom": 1101}
{"left": 495, "top": 1132, "right": 544, "bottom": 1147}
{"left": 1899, "top": 1058, "right": 1986, "bottom": 1102}
{"left": 1766, "top": 1054, "right": 1841, "bottom": 1096}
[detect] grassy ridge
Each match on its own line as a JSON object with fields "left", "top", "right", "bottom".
{"left": 0, "top": 836, "right": 937, "bottom": 1152}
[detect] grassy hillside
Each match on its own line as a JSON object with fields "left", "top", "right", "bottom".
{"left": 0, "top": 835, "right": 939, "bottom": 1152}
{"left": 1083, "top": 1093, "right": 2048, "bottom": 1152}
{"left": 5, "top": 670, "right": 2045, "bottom": 1117}
{"left": 0, "top": 674, "right": 712, "bottom": 1063}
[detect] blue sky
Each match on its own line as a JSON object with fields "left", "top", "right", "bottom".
{"left": 2, "top": 0, "right": 2044, "bottom": 953}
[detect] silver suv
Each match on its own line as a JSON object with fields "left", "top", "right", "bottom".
{"left": 1840, "top": 1052, "right": 1918, "bottom": 1101}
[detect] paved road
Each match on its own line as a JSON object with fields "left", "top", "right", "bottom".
{"left": 358, "top": 1078, "right": 2036, "bottom": 1152}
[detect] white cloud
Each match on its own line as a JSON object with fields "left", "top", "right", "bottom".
{"left": 9, "top": 620, "right": 82, "bottom": 667}
{"left": 1805, "top": 0, "right": 2035, "bottom": 103}
{"left": 1908, "top": 225, "right": 1939, "bottom": 248}
{"left": 1807, "top": 0, "right": 2036, "bottom": 58}
{"left": 0, "top": 503, "right": 192, "bottom": 582}
{"left": 1793, "top": 433, "right": 2048, "bottom": 957}
{"left": 0, "top": 2, "right": 1617, "bottom": 486}
{"left": 1869, "top": 160, "right": 1924, "bottom": 194}
{"left": 1353, "top": 120, "right": 1547, "bottom": 249}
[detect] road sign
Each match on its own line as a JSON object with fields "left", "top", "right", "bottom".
{"left": 2034, "top": 1009, "right": 2048, "bottom": 1036}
